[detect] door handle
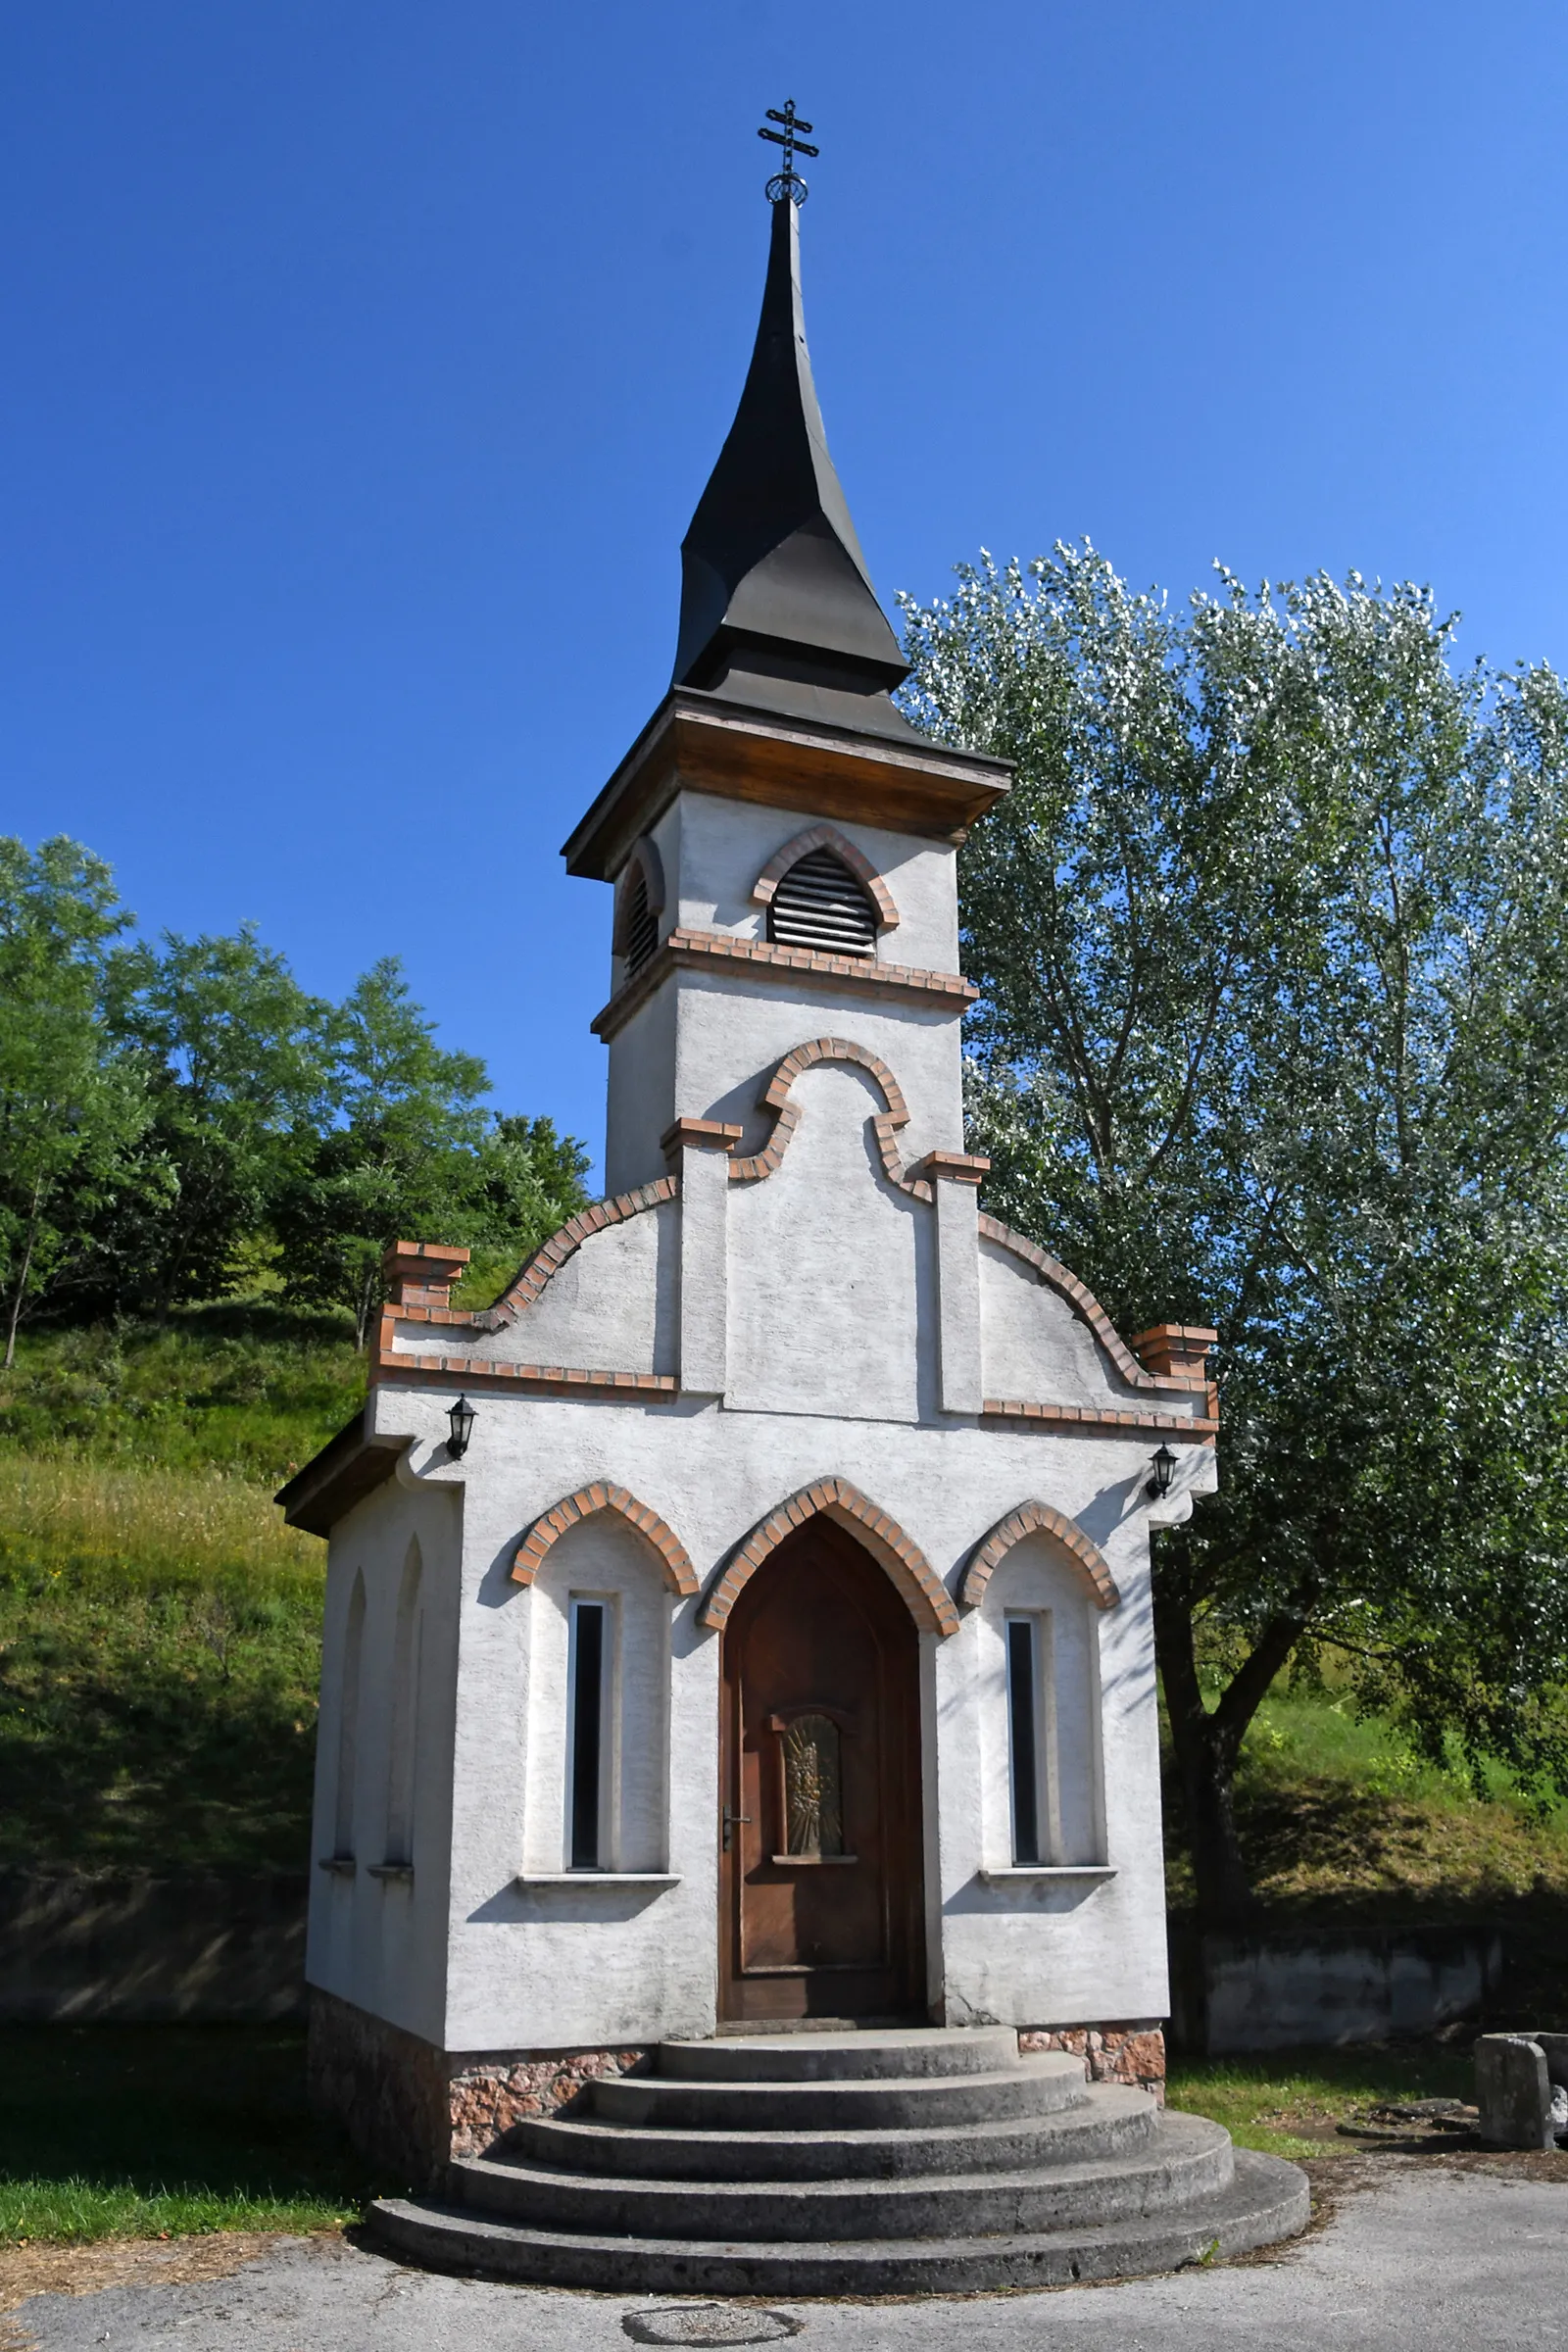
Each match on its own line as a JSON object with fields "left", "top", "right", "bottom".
{"left": 722, "top": 1806, "right": 752, "bottom": 1852}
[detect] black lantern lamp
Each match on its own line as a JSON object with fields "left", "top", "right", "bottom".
{"left": 1147, "top": 1443, "right": 1177, "bottom": 1500}
{"left": 447, "top": 1395, "right": 476, "bottom": 1460}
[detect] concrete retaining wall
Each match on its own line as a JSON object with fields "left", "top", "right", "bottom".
{"left": 0, "top": 1872, "right": 307, "bottom": 2022}
{"left": 1169, "top": 1924, "right": 1503, "bottom": 2054}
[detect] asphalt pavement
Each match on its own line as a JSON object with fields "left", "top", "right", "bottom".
{"left": 5, "top": 2161, "right": 1565, "bottom": 2351}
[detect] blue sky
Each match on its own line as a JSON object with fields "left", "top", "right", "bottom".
{"left": 5, "top": 3, "right": 1567, "bottom": 1177}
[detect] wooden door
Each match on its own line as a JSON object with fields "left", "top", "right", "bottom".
{"left": 718, "top": 1516, "right": 926, "bottom": 2022}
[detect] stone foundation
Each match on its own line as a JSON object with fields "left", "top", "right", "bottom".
{"left": 307, "top": 1986, "right": 647, "bottom": 2185}
{"left": 309, "top": 1989, "right": 1167, "bottom": 2183}
{"left": 1020, "top": 2022, "right": 1166, "bottom": 2104}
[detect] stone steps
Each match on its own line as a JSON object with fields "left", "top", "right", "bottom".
{"left": 591, "top": 2056, "right": 1080, "bottom": 2132}
{"left": 366, "top": 2026, "right": 1309, "bottom": 2294}
{"left": 454, "top": 2106, "right": 1232, "bottom": 2238}
{"left": 370, "top": 2150, "right": 1311, "bottom": 2294}
{"left": 661, "top": 2026, "right": 1022, "bottom": 2080}
{"left": 512, "top": 2082, "right": 1157, "bottom": 2180}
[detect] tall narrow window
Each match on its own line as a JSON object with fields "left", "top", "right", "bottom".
{"left": 332, "top": 1572, "right": 366, "bottom": 1858}
{"left": 383, "top": 1540, "right": 422, "bottom": 1867}
{"left": 567, "top": 1599, "right": 608, "bottom": 1869}
{"left": 766, "top": 848, "right": 877, "bottom": 957}
{"left": 1005, "top": 1615, "right": 1042, "bottom": 1865}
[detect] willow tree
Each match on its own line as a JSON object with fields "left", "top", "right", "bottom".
{"left": 901, "top": 548, "right": 1568, "bottom": 1924}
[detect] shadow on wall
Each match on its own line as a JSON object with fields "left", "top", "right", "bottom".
{"left": 0, "top": 1872, "right": 308, "bottom": 2022}
{"left": 1168, "top": 1924, "right": 1504, "bottom": 2055}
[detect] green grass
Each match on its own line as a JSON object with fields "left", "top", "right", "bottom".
{"left": 1164, "top": 1680, "right": 1568, "bottom": 1929}
{"left": 0, "top": 1305, "right": 348, "bottom": 1871}
{"left": 0, "top": 1305, "right": 364, "bottom": 1485}
{"left": 0, "top": 2026, "right": 383, "bottom": 2243}
{"left": 1166, "top": 2042, "right": 1476, "bottom": 2161}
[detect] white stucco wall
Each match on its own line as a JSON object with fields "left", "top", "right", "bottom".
{"left": 304, "top": 1369, "right": 1214, "bottom": 2051}
{"left": 307, "top": 1473, "right": 462, "bottom": 2046}
{"left": 305, "top": 760, "right": 1214, "bottom": 2060}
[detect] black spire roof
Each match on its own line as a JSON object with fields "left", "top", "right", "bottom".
{"left": 672, "top": 194, "right": 918, "bottom": 743}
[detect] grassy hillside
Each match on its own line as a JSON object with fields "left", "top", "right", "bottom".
{"left": 1165, "top": 1681, "right": 1568, "bottom": 1926}
{"left": 0, "top": 1309, "right": 361, "bottom": 1873}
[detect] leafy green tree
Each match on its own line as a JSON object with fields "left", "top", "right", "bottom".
{"left": 275, "top": 960, "right": 589, "bottom": 1344}
{"left": 98, "top": 925, "right": 335, "bottom": 1315}
{"left": 901, "top": 548, "right": 1568, "bottom": 1923}
{"left": 0, "top": 838, "right": 149, "bottom": 1363}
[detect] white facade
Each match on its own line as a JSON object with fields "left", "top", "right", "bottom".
{"left": 293, "top": 711, "right": 1217, "bottom": 2062}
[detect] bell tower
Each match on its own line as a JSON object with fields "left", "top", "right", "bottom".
{"left": 562, "top": 173, "right": 1011, "bottom": 1204}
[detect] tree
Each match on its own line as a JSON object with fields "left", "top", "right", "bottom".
{"left": 274, "top": 960, "right": 590, "bottom": 1344}
{"left": 900, "top": 548, "right": 1568, "bottom": 1923}
{"left": 0, "top": 838, "right": 149, "bottom": 1363}
{"left": 98, "top": 925, "right": 335, "bottom": 1315}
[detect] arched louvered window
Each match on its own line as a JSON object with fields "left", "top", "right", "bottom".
{"left": 766, "top": 848, "right": 877, "bottom": 958}
{"left": 623, "top": 864, "right": 658, "bottom": 974}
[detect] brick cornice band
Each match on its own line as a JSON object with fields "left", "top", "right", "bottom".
{"left": 980, "top": 1397, "right": 1219, "bottom": 1438}
{"left": 728, "top": 1036, "right": 936, "bottom": 1201}
{"left": 750, "top": 822, "right": 900, "bottom": 931}
{"left": 959, "top": 1501, "right": 1120, "bottom": 1612}
{"left": 700, "top": 1477, "right": 959, "bottom": 1639}
{"left": 511, "top": 1484, "right": 698, "bottom": 1597}
{"left": 592, "top": 928, "right": 977, "bottom": 1041}
{"left": 377, "top": 1357, "right": 677, "bottom": 1397}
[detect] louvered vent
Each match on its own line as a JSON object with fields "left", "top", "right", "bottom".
{"left": 623, "top": 866, "right": 658, "bottom": 974}
{"left": 766, "top": 849, "right": 877, "bottom": 957}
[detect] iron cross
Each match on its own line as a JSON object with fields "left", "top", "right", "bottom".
{"left": 759, "top": 99, "right": 818, "bottom": 202}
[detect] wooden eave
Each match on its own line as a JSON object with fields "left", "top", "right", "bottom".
{"left": 274, "top": 1409, "right": 406, "bottom": 1539}
{"left": 562, "top": 692, "right": 1012, "bottom": 884}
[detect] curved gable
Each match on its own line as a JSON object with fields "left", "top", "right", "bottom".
{"left": 729, "top": 1035, "right": 931, "bottom": 1198}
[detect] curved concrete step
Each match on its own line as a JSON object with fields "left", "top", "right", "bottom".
{"left": 512, "top": 2081, "right": 1159, "bottom": 2181}
{"left": 453, "top": 2110, "right": 1233, "bottom": 2240}
{"left": 369, "top": 2146, "right": 1310, "bottom": 2294}
{"left": 659, "top": 2027, "right": 1022, "bottom": 2082}
{"left": 590, "top": 2054, "right": 1085, "bottom": 2133}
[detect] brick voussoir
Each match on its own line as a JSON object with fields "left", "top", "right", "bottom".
{"left": 509, "top": 1485, "right": 695, "bottom": 1594}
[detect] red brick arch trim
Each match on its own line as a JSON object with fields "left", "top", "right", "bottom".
{"left": 750, "top": 823, "right": 900, "bottom": 933}
{"left": 700, "top": 1477, "right": 960, "bottom": 1639}
{"left": 977, "top": 1215, "right": 1203, "bottom": 1396}
{"left": 728, "top": 1037, "right": 933, "bottom": 1200}
{"left": 959, "top": 1501, "right": 1120, "bottom": 1613}
{"left": 510, "top": 1484, "right": 698, "bottom": 1597}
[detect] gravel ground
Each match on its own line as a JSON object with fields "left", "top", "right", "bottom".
{"left": 3, "top": 2158, "right": 1565, "bottom": 2352}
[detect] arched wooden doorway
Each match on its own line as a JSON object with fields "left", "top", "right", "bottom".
{"left": 718, "top": 1515, "right": 926, "bottom": 2022}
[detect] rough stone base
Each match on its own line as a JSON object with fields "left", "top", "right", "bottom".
{"left": 1020, "top": 2022, "right": 1166, "bottom": 2104}
{"left": 307, "top": 1987, "right": 646, "bottom": 2185}
{"left": 308, "top": 1991, "right": 1167, "bottom": 2182}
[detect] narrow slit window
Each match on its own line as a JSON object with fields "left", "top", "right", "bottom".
{"left": 567, "top": 1599, "right": 608, "bottom": 1869}
{"left": 766, "top": 848, "right": 877, "bottom": 957}
{"left": 1006, "top": 1615, "right": 1042, "bottom": 1865}
{"left": 623, "top": 866, "right": 658, "bottom": 974}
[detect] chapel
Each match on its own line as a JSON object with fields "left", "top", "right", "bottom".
{"left": 278, "top": 136, "right": 1307, "bottom": 2290}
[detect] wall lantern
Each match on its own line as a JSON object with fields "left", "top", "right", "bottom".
{"left": 447, "top": 1395, "right": 476, "bottom": 1459}
{"left": 1147, "top": 1443, "right": 1177, "bottom": 1500}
